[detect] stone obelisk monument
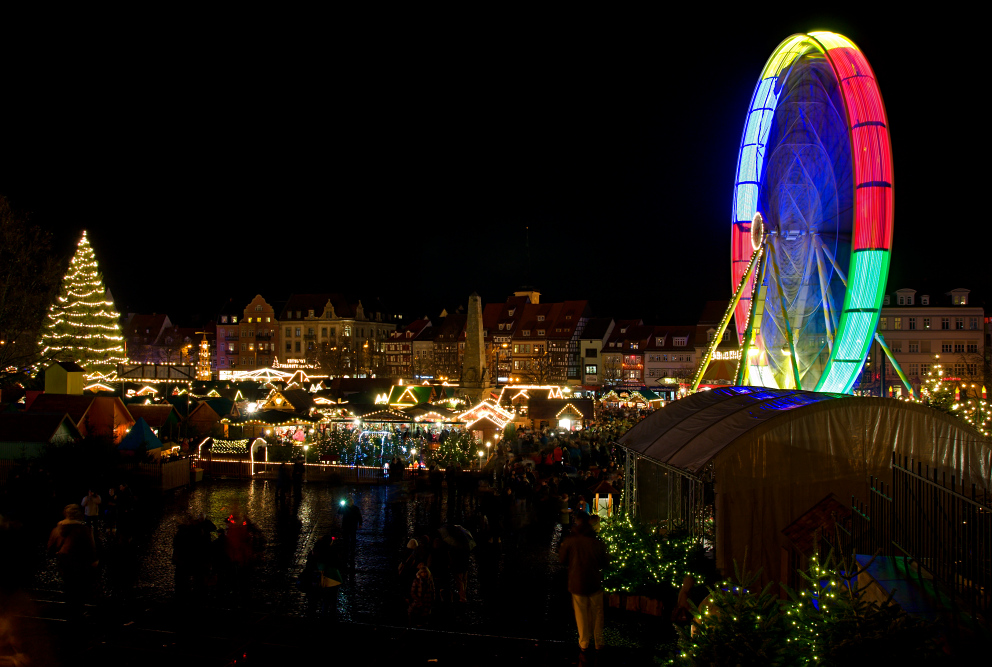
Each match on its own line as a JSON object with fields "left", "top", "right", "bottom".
{"left": 460, "top": 292, "right": 489, "bottom": 403}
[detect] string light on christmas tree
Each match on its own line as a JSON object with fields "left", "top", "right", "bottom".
{"left": 914, "top": 356, "right": 990, "bottom": 436}
{"left": 39, "top": 231, "right": 127, "bottom": 375}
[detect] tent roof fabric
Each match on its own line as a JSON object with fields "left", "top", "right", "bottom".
{"left": 118, "top": 417, "right": 163, "bottom": 451}
{"left": 617, "top": 387, "right": 845, "bottom": 475}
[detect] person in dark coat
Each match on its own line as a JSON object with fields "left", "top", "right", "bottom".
{"left": 47, "top": 504, "right": 98, "bottom": 614}
{"left": 339, "top": 497, "right": 363, "bottom": 565}
{"left": 558, "top": 511, "right": 609, "bottom": 658}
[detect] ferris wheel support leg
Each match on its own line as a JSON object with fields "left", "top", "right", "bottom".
{"left": 816, "top": 237, "right": 848, "bottom": 289}
{"left": 873, "top": 333, "right": 915, "bottom": 399}
{"left": 693, "top": 246, "right": 762, "bottom": 393}
{"left": 735, "top": 249, "right": 768, "bottom": 386}
{"left": 767, "top": 245, "right": 804, "bottom": 390}
{"left": 813, "top": 241, "right": 837, "bottom": 352}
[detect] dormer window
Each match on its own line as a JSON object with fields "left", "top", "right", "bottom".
{"left": 921, "top": 295, "right": 930, "bottom": 305}
{"left": 631, "top": 342, "right": 638, "bottom": 349}
{"left": 620, "top": 327, "right": 627, "bottom": 334}
{"left": 221, "top": 316, "right": 228, "bottom": 324}
{"left": 499, "top": 323, "right": 505, "bottom": 330}
{"left": 523, "top": 330, "right": 531, "bottom": 336}
{"left": 537, "top": 329, "right": 545, "bottom": 336}
{"left": 610, "top": 342, "right": 616, "bottom": 347}
{"left": 884, "top": 295, "right": 890, "bottom": 305}
{"left": 907, "top": 295, "right": 914, "bottom": 305}
{"left": 898, "top": 296, "right": 905, "bottom": 305}
{"left": 508, "top": 308, "right": 515, "bottom": 316}
{"left": 537, "top": 315, "right": 545, "bottom": 322}
{"left": 674, "top": 336, "right": 688, "bottom": 346}
{"left": 309, "top": 309, "right": 315, "bottom": 317}
{"left": 232, "top": 317, "right": 237, "bottom": 323}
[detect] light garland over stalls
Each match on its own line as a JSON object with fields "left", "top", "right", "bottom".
{"left": 39, "top": 231, "right": 127, "bottom": 374}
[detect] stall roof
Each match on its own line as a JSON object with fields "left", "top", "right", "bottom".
{"left": 617, "top": 387, "right": 846, "bottom": 474}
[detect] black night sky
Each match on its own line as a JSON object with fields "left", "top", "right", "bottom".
{"left": 2, "top": 10, "right": 981, "bottom": 326}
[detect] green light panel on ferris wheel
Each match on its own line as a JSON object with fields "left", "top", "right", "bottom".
{"left": 816, "top": 249, "right": 890, "bottom": 393}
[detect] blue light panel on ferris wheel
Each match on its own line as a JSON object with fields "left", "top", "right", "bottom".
{"left": 734, "top": 77, "right": 781, "bottom": 223}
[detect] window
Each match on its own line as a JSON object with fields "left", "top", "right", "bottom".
{"left": 890, "top": 340, "right": 902, "bottom": 353}
{"left": 295, "top": 327, "right": 301, "bottom": 337}
{"left": 923, "top": 318, "right": 930, "bottom": 329}
{"left": 921, "top": 295, "right": 929, "bottom": 305}
{"left": 308, "top": 328, "right": 315, "bottom": 337}
{"left": 241, "top": 343, "right": 246, "bottom": 352}
{"left": 908, "top": 363, "right": 919, "bottom": 376}
{"left": 247, "top": 317, "right": 252, "bottom": 323}
{"left": 537, "top": 329, "right": 545, "bottom": 336}
{"left": 631, "top": 342, "right": 639, "bottom": 349}
{"left": 879, "top": 317, "right": 887, "bottom": 330}
{"left": 537, "top": 315, "right": 545, "bottom": 322}
{"left": 954, "top": 343, "right": 964, "bottom": 353}
{"left": 942, "top": 343, "right": 952, "bottom": 353}
{"left": 296, "top": 311, "right": 301, "bottom": 318}
{"left": 909, "top": 318, "right": 916, "bottom": 330}
{"left": 967, "top": 342, "right": 978, "bottom": 353}
{"left": 893, "top": 317, "right": 902, "bottom": 330}
{"left": 585, "top": 364, "right": 598, "bottom": 375}
{"left": 674, "top": 336, "right": 687, "bottom": 346}
{"left": 585, "top": 348, "right": 598, "bottom": 358}
{"left": 322, "top": 327, "right": 328, "bottom": 337}
{"left": 941, "top": 317, "right": 949, "bottom": 330}
{"left": 232, "top": 316, "right": 237, "bottom": 323}
{"left": 309, "top": 309, "right": 315, "bottom": 317}
{"left": 970, "top": 318, "right": 979, "bottom": 330}
{"left": 295, "top": 341, "right": 301, "bottom": 353}
{"left": 955, "top": 317, "right": 964, "bottom": 330}
{"left": 898, "top": 295, "right": 905, "bottom": 305}
{"left": 907, "top": 295, "right": 914, "bottom": 305}
{"left": 955, "top": 363, "right": 966, "bottom": 377}
{"left": 266, "top": 317, "right": 271, "bottom": 322}
{"left": 523, "top": 330, "right": 531, "bottom": 336}
{"left": 329, "top": 328, "right": 336, "bottom": 337}
{"left": 285, "top": 327, "right": 291, "bottom": 338}
{"left": 968, "top": 363, "right": 978, "bottom": 376}
{"left": 921, "top": 363, "right": 930, "bottom": 376}
{"left": 221, "top": 316, "right": 228, "bottom": 323}
{"left": 255, "top": 305, "right": 262, "bottom": 312}
{"left": 908, "top": 342, "right": 919, "bottom": 353}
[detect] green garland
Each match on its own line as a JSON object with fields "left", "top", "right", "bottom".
{"left": 601, "top": 516, "right": 708, "bottom": 598}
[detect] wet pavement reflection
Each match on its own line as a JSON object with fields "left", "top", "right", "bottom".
{"left": 32, "top": 479, "right": 576, "bottom": 640}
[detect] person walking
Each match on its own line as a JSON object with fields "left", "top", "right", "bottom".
{"left": 338, "top": 497, "right": 363, "bottom": 566}
{"left": 47, "top": 504, "right": 98, "bottom": 616}
{"left": 558, "top": 511, "right": 609, "bottom": 662}
{"left": 81, "top": 488, "right": 102, "bottom": 535}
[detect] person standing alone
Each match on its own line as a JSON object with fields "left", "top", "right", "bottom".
{"left": 558, "top": 511, "right": 609, "bottom": 662}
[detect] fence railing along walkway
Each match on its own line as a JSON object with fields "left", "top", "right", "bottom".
{"left": 192, "top": 456, "right": 404, "bottom": 484}
{"left": 852, "top": 453, "right": 992, "bottom": 616}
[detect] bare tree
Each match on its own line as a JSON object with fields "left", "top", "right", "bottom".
{"left": 0, "top": 197, "right": 64, "bottom": 384}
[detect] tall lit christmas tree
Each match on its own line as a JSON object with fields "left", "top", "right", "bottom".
{"left": 39, "top": 231, "right": 127, "bottom": 375}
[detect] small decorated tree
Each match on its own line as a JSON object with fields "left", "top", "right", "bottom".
{"left": 39, "top": 231, "right": 126, "bottom": 375}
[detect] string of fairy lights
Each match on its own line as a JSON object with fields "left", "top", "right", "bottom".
{"left": 913, "top": 356, "right": 991, "bottom": 436}
{"left": 39, "top": 231, "right": 127, "bottom": 374}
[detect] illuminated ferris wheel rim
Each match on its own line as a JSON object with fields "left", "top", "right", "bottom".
{"left": 730, "top": 30, "right": 894, "bottom": 394}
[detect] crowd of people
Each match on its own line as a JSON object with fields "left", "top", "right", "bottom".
{"left": 2, "top": 405, "right": 653, "bottom": 662}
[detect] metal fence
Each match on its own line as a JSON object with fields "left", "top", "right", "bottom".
{"left": 622, "top": 450, "right": 711, "bottom": 541}
{"left": 852, "top": 453, "right": 992, "bottom": 615}
{"left": 191, "top": 456, "right": 397, "bottom": 484}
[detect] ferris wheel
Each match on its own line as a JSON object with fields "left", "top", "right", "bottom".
{"left": 694, "top": 31, "right": 894, "bottom": 394}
